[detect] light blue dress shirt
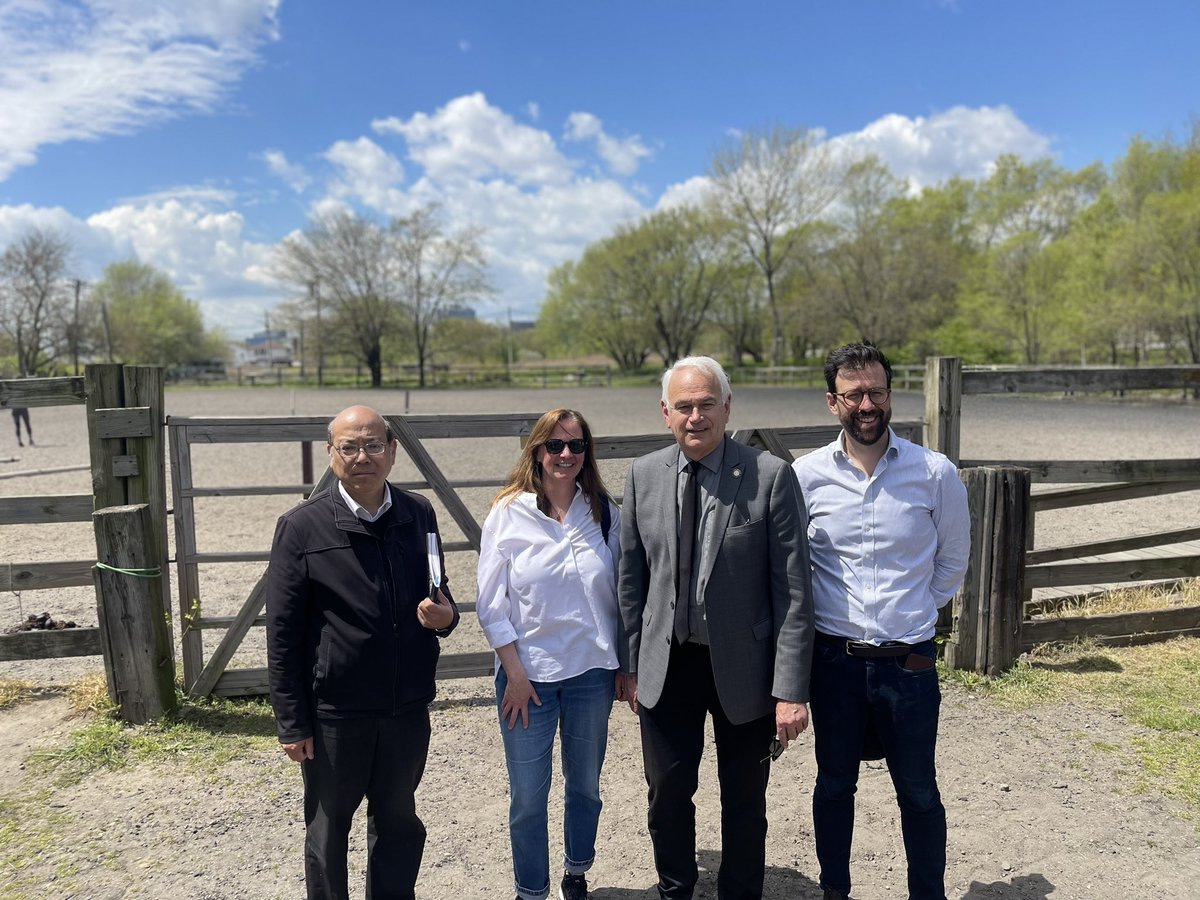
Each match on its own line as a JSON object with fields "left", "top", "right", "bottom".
{"left": 792, "top": 428, "right": 970, "bottom": 645}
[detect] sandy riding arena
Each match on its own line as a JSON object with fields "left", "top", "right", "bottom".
{"left": 1, "top": 385, "right": 1199, "bottom": 899}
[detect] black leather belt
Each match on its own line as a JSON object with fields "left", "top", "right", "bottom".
{"left": 817, "top": 632, "right": 914, "bottom": 658}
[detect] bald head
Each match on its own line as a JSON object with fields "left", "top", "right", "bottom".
{"left": 327, "top": 405, "right": 397, "bottom": 513}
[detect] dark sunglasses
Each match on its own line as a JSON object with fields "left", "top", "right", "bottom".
{"left": 544, "top": 438, "right": 587, "bottom": 454}
{"left": 760, "top": 737, "right": 785, "bottom": 765}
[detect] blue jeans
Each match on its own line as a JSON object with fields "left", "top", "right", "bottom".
{"left": 810, "top": 636, "right": 946, "bottom": 900}
{"left": 496, "top": 666, "right": 615, "bottom": 900}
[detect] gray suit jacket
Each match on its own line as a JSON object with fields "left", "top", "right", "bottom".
{"left": 618, "top": 436, "right": 813, "bottom": 725}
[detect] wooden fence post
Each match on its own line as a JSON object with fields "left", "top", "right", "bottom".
{"left": 925, "top": 356, "right": 962, "bottom": 464}
{"left": 944, "top": 466, "right": 1030, "bottom": 675}
{"left": 93, "top": 503, "right": 177, "bottom": 724}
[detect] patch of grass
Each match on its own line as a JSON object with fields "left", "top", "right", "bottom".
{"left": 0, "top": 679, "right": 42, "bottom": 711}
{"left": 944, "top": 636, "right": 1200, "bottom": 816}
{"left": 28, "top": 686, "right": 280, "bottom": 787}
{"left": 1051, "top": 579, "right": 1199, "bottom": 619}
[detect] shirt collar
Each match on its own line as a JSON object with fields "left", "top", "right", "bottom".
{"left": 338, "top": 481, "right": 393, "bottom": 523}
{"left": 834, "top": 426, "right": 899, "bottom": 461}
{"left": 678, "top": 439, "right": 724, "bottom": 476}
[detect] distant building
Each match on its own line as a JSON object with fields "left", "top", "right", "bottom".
{"left": 441, "top": 304, "right": 477, "bottom": 320}
{"left": 233, "top": 329, "right": 296, "bottom": 367}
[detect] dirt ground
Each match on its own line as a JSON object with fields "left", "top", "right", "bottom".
{"left": 1, "top": 385, "right": 1199, "bottom": 898}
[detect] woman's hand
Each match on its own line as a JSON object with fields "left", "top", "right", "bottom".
{"left": 501, "top": 671, "right": 541, "bottom": 729}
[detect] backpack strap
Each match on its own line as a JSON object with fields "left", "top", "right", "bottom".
{"left": 600, "top": 497, "right": 612, "bottom": 544}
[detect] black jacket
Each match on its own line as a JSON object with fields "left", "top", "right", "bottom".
{"left": 266, "top": 483, "right": 459, "bottom": 743}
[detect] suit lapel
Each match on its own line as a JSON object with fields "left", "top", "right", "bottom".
{"left": 701, "top": 437, "right": 744, "bottom": 583}
{"left": 664, "top": 449, "right": 682, "bottom": 573}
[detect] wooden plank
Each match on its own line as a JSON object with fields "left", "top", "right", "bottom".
{"left": 180, "top": 477, "right": 505, "bottom": 499}
{"left": 0, "top": 627, "right": 103, "bottom": 661}
{"left": 170, "top": 413, "right": 543, "bottom": 444}
{"left": 945, "top": 467, "right": 988, "bottom": 672}
{"left": 961, "top": 459, "right": 1200, "bottom": 484}
{"left": 93, "top": 406, "right": 152, "bottom": 439}
{"left": 925, "top": 357, "right": 962, "bottom": 464}
{"left": 1022, "top": 606, "right": 1200, "bottom": 647}
{"left": 0, "top": 463, "right": 91, "bottom": 482}
{"left": 385, "top": 414, "right": 483, "bottom": 551}
{"left": 1032, "top": 480, "right": 1200, "bottom": 511}
{"left": 93, "top": 504, "right": 176, "bottom": 723}
{"left": 169, "top": 423, "right": 205, "bottom": 688}
{"left": 0, "top": 376, "right": 87, "bottom": 408}
{"left": 211, "top": 651, "right": 497, "bottom": 697}
{"left": 85, "top": 364, "right": 127, "bottom": 509}
{"left": 195, "top": 598, "right": 481, "bottom": 630}
{"left": 1026, "top": 555, "right": 1200, "bottom": 589}
{"left": 0, "top": 559, "right": 95, "bottom": 591}
{"left": 1027, "top": 528, "right": 1200, "bottom": 565}
{"left": 963, "top": 366, "right": 1200, "bottom": 395}
{"left": 0, "top": 493, "right": 93, "bottom": 525}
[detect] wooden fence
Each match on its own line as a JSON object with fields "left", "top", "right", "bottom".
{"left": 0, "top": 367, "right": 176, "bottom": 720}
{"left": 927, "top": 358, "right": 1200, "bottom": 669}
{"left": 167, "top": 409, "right": 927, "bottom": 696}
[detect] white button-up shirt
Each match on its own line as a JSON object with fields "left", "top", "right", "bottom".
{"left": 476, "top": 488, "right": 621, "bottom": 682}
{"left": 792, "top": 429, "right": 970, "bottom": 644}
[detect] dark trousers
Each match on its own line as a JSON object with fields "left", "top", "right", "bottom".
{"left": 302, "top": 708, "right": 432, "bottom": 900}
{"left": 810, "top": 636, "right": 946, "bottom": 900}
{"left": 639, "top": 641, "right": 775, "bottom": 900}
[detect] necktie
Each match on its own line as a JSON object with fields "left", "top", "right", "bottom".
{"left": 675, "top": 460, "right": 699, "bottom": 644}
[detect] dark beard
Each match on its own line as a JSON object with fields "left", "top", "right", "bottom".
{"left": 846, "top": 408, "right": 890, "bottom": 445}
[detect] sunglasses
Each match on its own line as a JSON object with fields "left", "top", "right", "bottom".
{"left": 760, "top": 737, "right": 785, "bottom": 765}
{"left": 544, "top": 438, "right": 587, "bottom": 454}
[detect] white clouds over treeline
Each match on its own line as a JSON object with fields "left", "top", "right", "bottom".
{"left": 0, "top": 17, "right": 1055, "bottom": 335}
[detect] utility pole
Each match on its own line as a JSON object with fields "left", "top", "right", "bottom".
{"left": 506, "top": 306, "right": 514, "bottom": 382}
{"left": 310, "top": 280, "right": 324, "bottom": 387}
{"left": 72, "top": 279, "right": 83, "bottom": 375}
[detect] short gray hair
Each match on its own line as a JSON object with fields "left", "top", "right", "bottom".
{"left": 661, "top": 356, "right": 732, "bottom": 405}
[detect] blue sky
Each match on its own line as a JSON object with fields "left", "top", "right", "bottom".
{"left": 1, "top": 0, "right": 1197, "bottom": 338}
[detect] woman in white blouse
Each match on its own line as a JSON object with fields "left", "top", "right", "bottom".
{"left": 477, "top": 408, "right": 625, "bottom": 900}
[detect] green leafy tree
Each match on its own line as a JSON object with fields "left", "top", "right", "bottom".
{"left": 90, "top": 261, "right": 226, "bottom": 366}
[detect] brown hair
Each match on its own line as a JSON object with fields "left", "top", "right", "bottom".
{"left": 494, "top": 408, "right": 611, "bottom": 524}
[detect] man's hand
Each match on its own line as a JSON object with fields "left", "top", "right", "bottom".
{"left": 417, "top": 588, "right": 454, "bottom": 630}
{"left": 281, "top": 736, "right": 314, "bottom": 763}
{"left": 775, "top": 700, "right": 810, "bottom": 749}
{"left": 615, "top": 673, "right": 639, "bottom": 714}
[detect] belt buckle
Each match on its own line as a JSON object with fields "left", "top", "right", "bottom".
{"left": 845, "top": 640, "right": 869, "bottom": 656}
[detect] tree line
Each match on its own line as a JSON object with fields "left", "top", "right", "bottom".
{"left": 5, "top": 128, "right": 1196, "bottom": 381}
{"left": 538, "top": 125, "right": 1200, "bottom": 370}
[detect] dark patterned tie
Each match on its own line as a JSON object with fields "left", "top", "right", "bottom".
{"left": 675, "top": 460, "right": 699, "bottom": 644}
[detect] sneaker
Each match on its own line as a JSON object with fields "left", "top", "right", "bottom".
{"left": 559, "top": 872, "right": 588, "bottom": 900}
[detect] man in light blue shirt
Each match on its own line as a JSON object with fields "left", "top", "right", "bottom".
{"left": 792, "top": 343, "right": 970, "bottom": 900}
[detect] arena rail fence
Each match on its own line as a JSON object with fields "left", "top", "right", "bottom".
{"left": 167, "top": 409, "right": 927, "bottom": 697}
{"left": 927, "top": 358, "right": 1200, "bottom": 672}
{"left": 0, "top": 367, "right": 176, "bottom": 722}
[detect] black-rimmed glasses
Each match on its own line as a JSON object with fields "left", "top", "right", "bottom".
{"left": 760, "top": 737, "right": 785, "bottom": 765}
{"left": 544, "top": 438, "right": 587, "bottom": 454}
{"left": 831, "top": 388, "right": 891, "bottom": 408}
{"left": 334, "top": 441, "right": 388, "bottom": 460}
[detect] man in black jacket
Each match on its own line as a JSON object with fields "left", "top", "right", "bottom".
{"left": 267, "top": 405, "right": 458, "bottom": 900}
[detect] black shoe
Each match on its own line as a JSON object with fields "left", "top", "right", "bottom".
{"left": 822, "top": 889, "right": 849, "bottom": 900}
{"left": 559, "top": 872, "right": 588, "bottom": 900}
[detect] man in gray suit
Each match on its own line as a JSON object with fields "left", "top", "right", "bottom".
{"left": 617, "top": 356, "right": 813, "bottom": 900}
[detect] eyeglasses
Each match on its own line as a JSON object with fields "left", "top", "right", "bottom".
{"left": 544, "top": 438, "right": 587, "bottom": 455}
{"left": 333, "top": 441, "right": 388, "bottom": 460}
{"left": 760, "top": 737, "right": 785, "bottom": 765}
{"left": 832, "top": 388, "right": 891, "bottom": 407}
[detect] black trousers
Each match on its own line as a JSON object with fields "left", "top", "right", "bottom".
{"left": 302, "top": 708, "right": 432, "bottom": 900}
{"left": 639, "top": 641, "right": 775, "bottom": 900}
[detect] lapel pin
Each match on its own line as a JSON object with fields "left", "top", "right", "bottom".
{"left": 732, "top": 466, "right": 742, "bottom": 478}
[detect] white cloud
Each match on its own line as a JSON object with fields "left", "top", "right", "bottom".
{"left": 831, "top": 105, "right": 1053, "bottom": 191}
{"left": 261, "top": 150, "right": 312, "bottom": 193}
{"left": 655, "top": 175, "right": 714, "bottom": 212}
{"left": 373, "top": 92, "right": 574, "bottom": 186}
{"left": 525, "top": 102, "right": 541, "bottom": 122}
{"left": 323, "top": 137, "right": 410, "bottom": 216}
{"left": 0, "top": 0, "right": 281, "bottom": 182}
{"left": 564, "top": 111, "right": 652, "bottom": 176}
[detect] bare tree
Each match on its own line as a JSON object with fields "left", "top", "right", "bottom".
{"left": 708, "top": 124, "right": 847, "bottom": 366}
{"left": 273, "top": 210, "right": 400, "bottom": 387}
{"left": 392, "top": 205, "right": 491, "bottom": 387}
{"left": 0, "top": 227, "right": 73, "bottom": 376}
